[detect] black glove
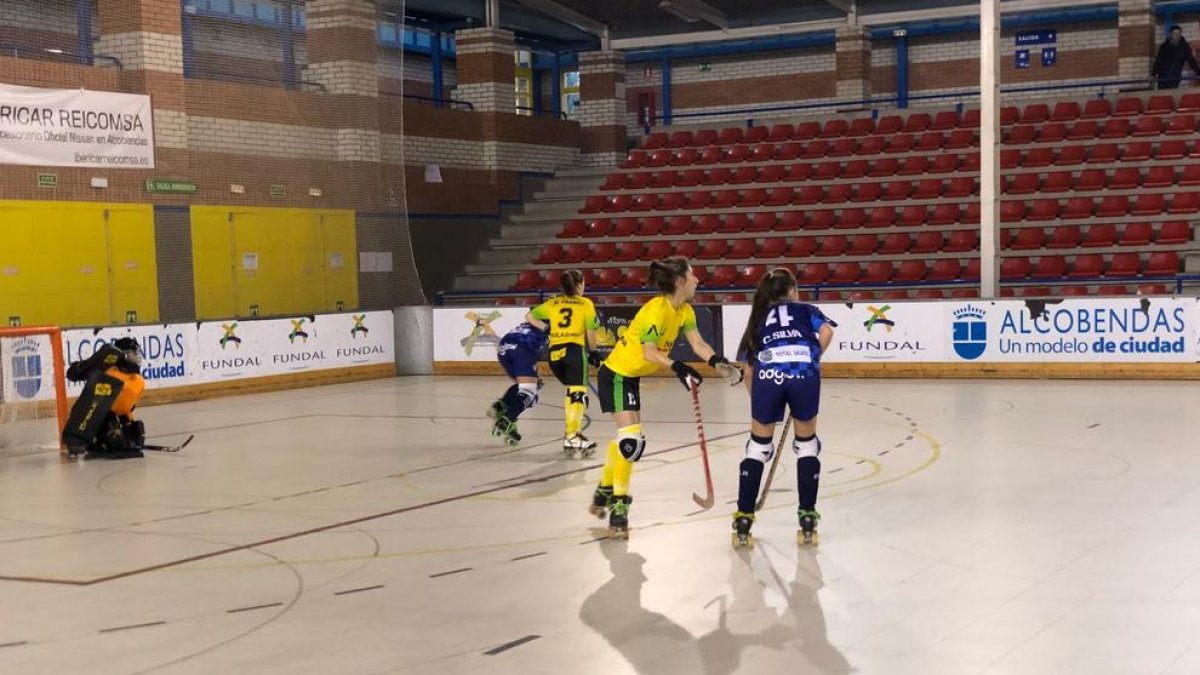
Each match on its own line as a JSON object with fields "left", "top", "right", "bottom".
{"left": 707, "top": 355, "right": 729, "bottom": 368}
{"left": 588, "top": 351, "right": 604, "bottom": 368}
{"left": 671, "top": 360, "right": 702, "bottom": 390}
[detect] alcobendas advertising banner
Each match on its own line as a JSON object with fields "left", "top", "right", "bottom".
{"left": 8, "top": 311, "right": 394, "bottom": 403}
{"left": 0, "top": 84, "right": 155, "bottom": 168}
{"left": 721, "top": 298, "right": 1199, "bottom": 363}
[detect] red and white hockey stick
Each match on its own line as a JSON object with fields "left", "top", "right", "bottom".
{"left": 689, "top": 378, "right": 715, "bottom": 509}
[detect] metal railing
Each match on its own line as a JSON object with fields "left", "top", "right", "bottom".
{"left": 439, "top": 275, "right": 1200, "bottom": 306}
{"left": 0, "top": 43, "right": 122, "bottom": 69}
{"left": 387, "top": 92, "right": 474, "bottom": 111}
{"left": 645, "top": 74, "right": 1200, "bottom": 132}
{"left": 516, "top": 106, "right": 570, "bottom": 120}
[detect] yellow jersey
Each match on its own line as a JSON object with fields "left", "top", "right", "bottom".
{"left": 529, "top": 294, "right": 599, "bottom": 347}
{"left": 604, "top": 296, "right": 697, "bottom": 378}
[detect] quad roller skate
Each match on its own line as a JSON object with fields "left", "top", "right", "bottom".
{"left": 490, "top": 416, "right": 521, "bottom": 446}
{"left": 797, "top": 508, "right": 821, "bottom": 547}
{"left": 562, "top": 433, "right": 597, "bottom": 458}
{"left": 731, "top": 511, "right": 755, "bottom": 549}
{"left": 486, "top": 399, "right": 505, "bottom": 422}
{"left": 607, "top": 495, "right": 632, "bottom": 540}
{"left": 588, "top": 486, "right": 613, "bottom": 519}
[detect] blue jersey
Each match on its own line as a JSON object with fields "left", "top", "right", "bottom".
{"left": 744, "top": 302, "right": 830, "bottom": 424}
{"left": 744, "top": 302, "right": 829, "bottom": 375}
{"left": 499, "top": 322, "right": 547, "bottom": 352}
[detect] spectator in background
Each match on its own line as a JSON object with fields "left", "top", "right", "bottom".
{"left": 1153, "top": 25, "right": 1200, "bottom": 89}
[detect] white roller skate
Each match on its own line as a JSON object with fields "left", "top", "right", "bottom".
{"left": 562, "top": 433, "right": 597, "bottom": 458}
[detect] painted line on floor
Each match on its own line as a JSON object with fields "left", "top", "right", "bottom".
{"left": 334, "top": 584, "right": 386, "bottom": 595}
{"left": 98, "top": 621, "right": 166, "bottom": 634}
{"left": 0, "top": 641, "right": 27, "bottom": 649}
{"left": 0, "top": 430, "right": 745, "bottom": 586}
{"left": 1087, "top": 423, "right": 1101, "bottom": 429}
{"left": 429, "top": 568, "right": 472, "bottom": 579}
{"left": 226, "top": 602, "right": 284, "bottom": 614}
{"left": 483, "top": 634, "right": 541, "bottom": 656}
{"left": 510, "top": 551, "right": 547, "bottom": 562}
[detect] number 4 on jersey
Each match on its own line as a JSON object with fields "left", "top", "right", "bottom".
{"left": 764, "top": 306, "right": 794, "bottom": 328}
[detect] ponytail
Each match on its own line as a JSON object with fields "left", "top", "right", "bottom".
{"left": 738, "top": 267, "right": 796, "bottom": 361}
{"left": 648, "top": 256, "right": 690, "bottom": 294}
{"left": 560, "top": 269, "right": 584, "bottom": 297}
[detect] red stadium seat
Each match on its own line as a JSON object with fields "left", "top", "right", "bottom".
{"left": 1147, "top": 94, "right": 1174, "bottom": 114}
{"left": 718, "top": 127, "right": 744, "bottom": 145}
{"left": 748, "top": 212, "right": 777, "bottom": 231}
{"left": 638, "top": 216, "right": 665, "bottom": 236}
{"left": 898, "top": 156, "right": 929, "bottom": 175}
{"left": 1051, "top": 101, "right": 1081, "bottom": 121}
{"left": 799, "top": 262, "right": 830, "bottom": 284}
{"left": 1000, "top": 257, "right": 1031, "bottom": 279}
{"left": 738, "top": 189, "right": 767, "bottom": 208}
{"left": 857, "top": 136, "right": 885, "bottom": 155}
{"left": 932, "top": 111, "right": 960, "bottom": 130}
{"left": 1182, "top": 165, "right": 1200, "bottom": 185}
{"left": 928, "top": 203, "right": 960, "bottom": 225}
{"left": 1107, "top": 168, "right": 1140, "bottom": 189}
{"left": 1047, "top": 225, "right": 1081, "bottom": 249}
{"left": 910, "top": 231, "right": 943, "bottom": 254}
{"left": 1067, "top": 119, "right": 1098, "bottom": 140}
{"left": 642, "top": 132, "right": 668, "bottom": 149}
{"left": 1006, "top": 125, "right": 1036, "bottom": 144}
{"left": 1084, "top": 223, "right": 1118, "bottom": 247}
{"left": 945, "top": 129, "right": 976, "bottom": 149}
{"left": 1143, "top": 166, "right": 1176, "bottom": 187}
{"left": 1006, "top": 174, "right": 1039, "bottom": 195}
{"left": 1131, "top": 193, "right": 1165, "bottom": 216}
{"left": 946, "top": 177, "right": 977, "bottom": 198}
{"left": 745, "top": 126, "right": 769, "bottom": 143}
{"left": 824, "top": 184, "right": 853, "bottom": 204}
{"left": 722, "top": 213, "right": 749, "bottom": 232}
{"left": 683, "top": 191, "right": 711, "bottom": 210}
{"left": 1024, "top": 147, "right": 1053, "bottom": 167}
{"left": 768, "top": 124, "right": 794, "bottom": 142}
{"left": 777, "top": 211, "right": 805, "bottom": 231}
{"left": 816, "top": 234, "right": 854, "bottom": 254}
{"left": 1145, "top": 251, "right": 1180, "bottom": 275}
{"left": 837, "top": 208, "right": 866, "bottom": 229}
{"left": 821, "top": 119, "right": 849, "bottom": 138}
{"left": 862, "top": 261, "right": 893, "bottom": 283}
{"left": 927, "top": 259, "right": 962, "bottom": 281}
{"left": 1180, "top": 93, "right": 1200, "bottom": 112}
{"left": 807, "top": 210, "right": 836, "bottom": 230}
{"left": 1043, "top": 171, "right": 1074, "bottom": 193}
{"left": 1158, "top": 221, "right": 1191, "bottom": 244}
{"left": 1107, "top": 252, "right": 1141, "bottom": 277}
{"left": 721, "top": 145, "right": 750, "bottom": 163}
{"left": 944, "top": 230, "right": 978, "bottom": 253}
{"left": 880, "top": 232, "right": 912, "bottom": 254}
{"left": 690, "top": 215, "right": 717, "bottom": 234}
{"left": 765, "top": 187, "right": 793, "bottom": 206}
{"left": 855, "top": 182, "right": 883, "bottom": 203}
{"left": 1012, "top": 227, "right": 1046, "bottom": 249}
{"left": 869, "top": 157, "right": 899, "bottom": 177}
{"left": 877, "top": 115, "right": 903, "bottom": 134}
{"left": 1100, "top": 118, "right": 1131, "bottom": 138}
{"left": 1032, "top": 255, "right": 1067, "bottom": 278}
{"left": 774, "top": 142, "right": 803, "bottom": 161}
{"left": 1096, "top": 195, "right": 1129, "bottom": 217}
{"left": 894, "top": 260, "right": 928, "bottom": 282}
{"left": 841, "top": 160, "right": 869, "bottom": 179}
{"left": 1082, "top": 99, "right": 1112, "bottom": 118}
{"left": 1053, "top": 198, "right": 1093, "bottom": 226}
{"left": 759, "top": 237, "right": 787, "bottom": 258}
{"left": 787, "top": 236, "right": 817, "bottom": 256}
{"left": 1028, "top": 200, "right": 1059, "bottom": 222}
{"left": 890, "top": 180, "right": 919, "bottom": 200}
{"left": 1119, "top": 222, "right": 1152, "bottom": 246}
{"left": 868, "top": 207, "right": 897, "bottom": 228}
{"left": 1055, "top": 145, "right": 1087, "bottom": 165}
{"left": 1132, "top": 116, "right": 1164, "bottom": 136}
{"left": 1060, "top": 285, "right": 1090, "bottom": 296}
{"left": 1121, "top": 141, "right": 1152, "bottom": 161}
{"left": 849, "top": 233, "right": 878, "bottom": 255}
{"left": 1167, "top": 113, "right": 1196, "bottom": 134}
{"left": 588, "top": 242, "right": 617, "bottom": 262}
{"left": 897, "top": 205, "right": 927, "bottom": 226}
{"left": 1169, "top": 192, "right": 1200, "bottom": 213}
{"left": 726, "top": 238, "right": 757, "bottom": 259}
{"left": 1113, "top": 97, "right": 1142, "bottom": 116}
{"left": 829, "top": 262, "right": 862, "bottom": 283}
{"left": 904, "top": 113, "right": 933, "bottom": 132}
{"left": 885, "top": 134, "right": 915, "bottom": 153}
{"left": 829, "top": 138, "right": 857, "bottom": 157}
{"left": 1087, "top": 144, "right": 1118, "bottom": 163}
{"left": 1069, "top": 254, "right": 1104, "bottom": 278}
{"left": 802, "top": 140, "right": 830, "bottom": 159}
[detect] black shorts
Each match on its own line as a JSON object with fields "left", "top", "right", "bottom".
{"left": 597, "top": 364, "right": 641, "bottom": 413}
{"left": 548, "top": 343, "right": 588, "bottom": 387}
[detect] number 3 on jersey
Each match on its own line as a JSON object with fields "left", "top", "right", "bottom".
{"left": 557, "top": 308, "right": 574, "bottom": 328}
{"left": 764, "top": 306, "right": 794, "bottom": 327}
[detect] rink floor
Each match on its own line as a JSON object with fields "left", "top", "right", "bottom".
{"left": 2, "top": 374, "right": 1200, "bottom": 674}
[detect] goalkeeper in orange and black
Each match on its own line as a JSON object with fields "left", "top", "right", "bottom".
{"left": 62, "top": 337, "right": 147, "bottom": 459}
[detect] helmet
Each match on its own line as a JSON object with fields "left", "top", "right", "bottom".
{"left": 112, "top": 337, "right": 142, "bottom": 366}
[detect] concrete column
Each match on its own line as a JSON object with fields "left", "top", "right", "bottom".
{"left": 980, "top": 0, "right": 1001, "bottom": 299}
{"left": 96, "top": 0, "right": 188, "bottom": 163}
{"left": 1118, "top": 0, "right": 1156, "bottom": 81}
{"left": 835, "top": 25, "right": 871, "bottom": 101}
{"left": 454, "top": 27, "right": 516, "bottom": 114}
{"left": 305, "top": 0, "right": 380, "bottom": 164}
{"left": 577, "top": 50, "right": 626, "bottom": 168}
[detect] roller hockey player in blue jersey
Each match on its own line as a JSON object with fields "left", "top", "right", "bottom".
{"left": 487, "top": 320, "right": 548, "bottom": 446}
{"left": 731, "top": 268, "right": 834, "bottom": 548}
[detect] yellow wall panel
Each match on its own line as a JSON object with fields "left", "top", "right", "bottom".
{"left": 0, "top": 200, "right": 154, "bottom": 327}
{"left": 191, "top": 206, "right": 358, "bottom": 320}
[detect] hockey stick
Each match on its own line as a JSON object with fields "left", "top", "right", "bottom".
{"left": 142, "top": 434, "right": 194, "bottom": 453}
{"left": 689, "top": 379, "right": 715, "bottom": 510}
{"left": 755, "top": 423, "right": 790, "bottom": 511}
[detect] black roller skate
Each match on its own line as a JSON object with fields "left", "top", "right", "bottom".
{"left": 491, "top": 416, "right": 520, "bottom": 446}
{"left": 588, "top": 485, "right": 613, "bottom": 519}
{"left": 486, "top": 399, "right": 505, "bottom": 422}
{"left": 797, "top": 508, "right": 821, "bottom": 546}
{"left": 607, "top": 495, "right": 632, "bottom": 540}
{"left": 731, "top": 511, "right": 755, "bottom": 549}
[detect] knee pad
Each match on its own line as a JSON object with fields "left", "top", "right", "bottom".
{"left": 518, "top": 383, "right": 539, "bottom": 409}
{"left": 617, "top": 424, "right": 646, "bottom": 462}
{"left": 793, "top": 435, "right": 821, "bottom": 459}
{"left": 744, "top": 436, "right": 774, "bottom": 464}
{"left": 567, "top": 387, "right": 588, "bottom": 406}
